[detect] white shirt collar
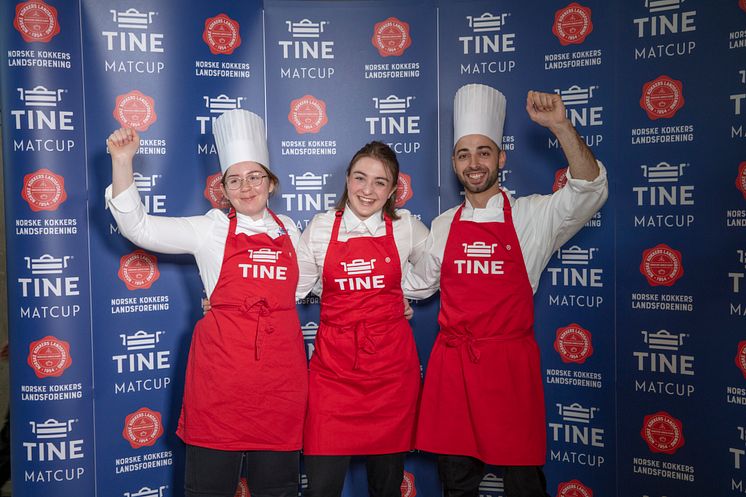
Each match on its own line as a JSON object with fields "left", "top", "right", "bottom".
{"left": 343, "top": 205, "right": 384, "bottom": 235}
{"left": 462, "top": 188, "right": 512, "bottom": 222}
{"left": 234, "top": 209, "right": 270, "bottom": 236}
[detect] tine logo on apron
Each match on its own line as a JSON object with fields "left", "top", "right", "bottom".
{"left": 335, "top": 258, "right": 385, "bottom": 290}
{"left": 454, "top": 241, "right": 505, "bottom": 275}
{"left": 239, "top": 248, "right": 288, "bottom": 280}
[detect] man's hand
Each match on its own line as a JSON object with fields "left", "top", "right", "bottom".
{"left": 107, "top": 128, "right": 140, "bottom": 163}
{"left": 525, "top": 90, "right": 570, "bottom": 132}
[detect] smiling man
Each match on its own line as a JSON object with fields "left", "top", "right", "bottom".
{"left": 406, "top": 84, "right": 608, "bottom": 497}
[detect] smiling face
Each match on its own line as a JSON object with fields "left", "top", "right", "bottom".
{"left": 345, "top": 156, "right": 397, "bottom": 220}
{"left": 220, "top": 161, "right": 275, "bottom": 219}
{"left": 452, "top": 134, "right": 507, "bottom": 207}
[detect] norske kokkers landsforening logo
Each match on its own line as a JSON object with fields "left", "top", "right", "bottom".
{"left": 554, "top": 323, "right": 593, "bottom": 364}
{"left": 118, "top": 250, "right": 160, "bottom": 290}
{"left": 113, "top": 90, "right": 157, "bottom": 131}
{"left": 21, "top": 168, "right": 67, "bottom": 211}
{"left": 288, "top": 95, "right": 328, "bottom": 134}
{"left": 123, "top": 407, "right": 163, "bottom": 449}
{"left": 553, "top": 167, "right": 569, "bottom": 191}
{"left": 372, "top": 17, "right": 412, "bottom": 57}
{"left": 736, "top": 341, "right": 746, "bottom": 379}
{"left": 395, "top": 172, "right": 414, "bottom": 208}
{"left": 640, "top": 75, "right": 685, "bottom": 120}
{"left": 641, "top": 411, "right": 685, "bottom": 454}
{"left": 640, "top": 243, "right": 684, "bottom": 286}
{"left": 557, "top": 479, "right": 593, "bottom": 497}
{"left": 401, "top": 470, "right": 416, "bottom": 497}
{"left": 27, "top": 336, "right": 72, "bottom": 378}
{"left": 204, "top": 172, "right": 230, "bottom": 209}
{"left": 203, "top": 14, "right": 241, "bottom": 55}
{"left": 14, "top": 0, "right": 60, "bottom": 43}
{"left": 736, "top": 161, "right": 746, "bottom": 200}
{"left": 552, "top": 3, "right": 593, "bottom": 46}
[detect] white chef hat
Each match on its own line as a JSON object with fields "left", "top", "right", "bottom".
{"left": 213, "top": 109, "right": 270, "bottom": 173}
{"left": 453, "top": 83, "right": 507, "bottom": 148}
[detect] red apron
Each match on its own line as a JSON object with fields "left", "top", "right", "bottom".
{"left": 177, "top": 209, "right": 308, "bottom": 451}
{"left": 416, "top": 192, "right": 546, "bottom": 465}
{"left": 304, "top": 211, "right": 421, "bottom": 455}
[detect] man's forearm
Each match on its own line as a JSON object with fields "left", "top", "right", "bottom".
{"left": 549, "top": 120, "right": 600, "bottom": 181}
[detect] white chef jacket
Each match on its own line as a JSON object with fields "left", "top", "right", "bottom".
{"left": 295, "top": 206, "right": 431, "bottom": 300}
{"left": 404, "top": 162, "right": 608, "bottom": 296}
{"left": 105, "top": 182, "right": 301, "bottom": 297}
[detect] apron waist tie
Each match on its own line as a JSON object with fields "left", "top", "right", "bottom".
{"left": 212, "top": 297, "right": 277, "bottom": 361}
{"left": 441, "top": 327, "right": 530, "bottom": 363}
{"left": 324, "top": 315, "right": 404, "bottom": 370}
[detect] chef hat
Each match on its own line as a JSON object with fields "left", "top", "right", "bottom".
{"left": 453, "top": 83, "right": 507, "bottom": 148}
{"left": 213, "top": 109, "right": 270, "bottom": 173}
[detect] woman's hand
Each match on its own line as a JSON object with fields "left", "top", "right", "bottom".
{"left": 202, "top": 298, "right": 212, "bottom": 315}
{"left": 403, "top": 298, "right": 414, "bottom": 320}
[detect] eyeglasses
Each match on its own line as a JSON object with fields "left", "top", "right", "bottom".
{"left": 224, "top": 174, "right": 268, "bottom": 190}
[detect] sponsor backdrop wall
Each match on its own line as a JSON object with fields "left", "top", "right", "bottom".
{"left": 0, "top": 0, "right": 743, "bottom": 496}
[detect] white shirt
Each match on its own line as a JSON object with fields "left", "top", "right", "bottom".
{"left": 404, "top": 162, "right": 608, "bottom": 296}
{"left": 105, "top": 183, "right": 301, "bottom": 297}
{"left": 296, "top": 207, "right": 431, "bottom": 300}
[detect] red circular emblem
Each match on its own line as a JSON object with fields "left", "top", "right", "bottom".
{"left": 204, "top": 172, "right": 230, "bottom": 209}
{"left": 552, "top": 3, "right": 593, "bottom": 46}
{"left": 740, "top": 0, "right": 746, "bottom": 12}
{"left": 21, "top": 168, "right": 67, "bottom": 212}
{"left": 557, "top": 480, "right": 593, "bottom": 497}
{"left": 400, "top": 470, "right": 416, "bottom": 497}
{"left": 234, "top": 478, "right": 249, "bottom": 497}
{"left": 113, "top": 90, "right": 158, "bottom": 132}
{"left": 395, "top": 172, "right": 414, "bottom": 208}
{"left": 118, "top": 249, "right": 160, "bottom": 290}
{"left": 554, "top": 324, "right": 593, "bottom": 364}
{"left": 736, "top": 161, "right": 746, "bottom": 200}
{"left": 640, "top": 243, "right": 684, "bottom": 287}
{"left": 553, "top": 167, "right": 569, "bottom": 192}
{"left": 640, "top": 75, "right": 685, "bottom": 120}
{"left": 13, "top": 0, "right": 60, "bottom": 43}
{"left": 372, "top": 17, "right": 412, "bottom": 57}
{"left": 736, "top": 341, "right": 746, "bottom": 380}
{"left": 27, "top": 336, "right": 72, "bottom": 378}
{"left": 640, "top": 411, "right": 685, "bottom": 454}
{"left": 288, "top": 95, "right": 328, "bottom": 134}
{"left": 203, "top": 14, "right": 241, "bottom": 55}
{"left": 122, "top": 407, "right": 164, "bottom": 449}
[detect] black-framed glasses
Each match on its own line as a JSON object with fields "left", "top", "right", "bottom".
{"left": 224, "top": 174, "right": 268, "bottom": 190}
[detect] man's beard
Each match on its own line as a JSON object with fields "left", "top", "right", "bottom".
{"left": 460, "top": 166, "right": 499, "bottom": 194}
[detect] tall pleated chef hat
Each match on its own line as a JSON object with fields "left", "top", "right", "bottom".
{"left": 213, "top": 109, "right": 270, "bottom": 173}
{"left": 453, "top": 83, "right": 507, "bottom": 147}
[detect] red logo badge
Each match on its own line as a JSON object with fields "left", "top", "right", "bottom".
{"left": 736, "top": 341, "right": 746, "bottom": 379}
{"left": 557, "top": 480, "right": 593, "bottom": 497}
{"left": 736, "top": 162, "right": 746, "bottom": 200}
{"left": 122, "top": 407, "right": 164, "bottom": 449}
{"left": 554, "top": 324, "right": 593, "bottom": 364}
{"left": 288, "top": 95, "right": 328, "bottom": 134}
{"left": 553, "top": 167, "right": 569, "bottom": 192}
{"left": 395, "top": 172, "right": 414, "bottom": 208}
{"left": 27, "top": 336, "right": 72, "bottom": 378}
{"left": 552, "top": 3, "right": 593, "bottom": 46}
{"left": 640, "top": 76, "right": 685, "bottom": 120}
{"left": 118, "top": 249, "right": 160, "bottom": 290}
{"left": 113, "top": 90, "right": 158, "bottom": 132}
{"left": 372, "top": 17, "right": 412, "bottom": 57}
{"left": 400, "top": 470, "right": 416, "bottom": 497}
{"left": 740, "top": 0, "right": 746, "bottom": 13}
{"left": 21, "top": 168, "right": 67, "bottom": 212}
{"left": 641, "top": 411, "right": 685, "bottom": 454}
{"left": 203, "top": 14, "right": 241, "bottom": 55}
{"left": 204, "top": 172, "right": 230, "bottom": 209}
{"left": 13, "top": 0, "right": 60, "bottom": 43}
{"left": 234, "top": 478, "right": 249, "bottom": 497}
{"left": 640, "top": 243, "right": 684, "bottom": 287}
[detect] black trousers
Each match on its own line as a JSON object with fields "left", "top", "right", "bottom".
{"left": 437, "top": 455, "right": 550, "bottom": 497}
{"left": 184, "top": 444, "right": 299, "bottom": 497}
{"left": 304, "top": 453, "right": 405, "bottom": 497}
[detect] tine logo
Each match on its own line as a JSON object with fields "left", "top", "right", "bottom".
{"left": 17, "top": 86, "right": 64, "bottom": 107}
{"left": 640, "top": 243, "right": 684, "bottom": 286}
{"left": 289, "top": 172, "right": 330, "bottom": 191}
{"left": 641, "top": 329, "right": 685, "bottom": 351}
{"left": 122, "top": 407, "right": 164, "bottom": 449}
{"left": 25, "top": 254, "right": 70, "bottom": 274}
{"left": 114, "top": 90, "right": 157, "bottom": 131}
{"left": 14, "top": 0, "right": 60, "bottom": 43}
{"left": 553, "top": 167, "right": 569, "bottom": 192}
{"left": 462, "top": 242, "right": 498, "bottom": 258}
{"left": 29, "top": 418, "right": 76, "bottom": 439}
{"left": 120, "top": 330, "right": 164, "bottom": 351}
{"left": 557, "top": 245, "right": 596, "bottom": 265}
{"left": 372, "top": 17, "right": 412, "bottom": 57}
{"left": 641, "top": 411, "right": 685, "bottom": 454}
{"left": 373, "top": 95, "right": 414, "bottom": 114}
{"left": 640, "top": 75, "right": 685, "bottom": 120}
{"left": 203, "top": 14, "right": 241, "bottom": 55}
{"left": 554, "top": 85, "right": 597, "bottom": 106}
{"left": 466, "top": 12, "right": 507, "bottom": 32}
{"left": 133, "top": 172, "right": 160, "bottom": 192}
{"left": 288, "top": 95, "right": 328, "bottom": 134}
{"left": 27, "top": 336, "right": 72, "bottom": 378}
{"left": 400, "top": 470, "right": 417, "bottom": 497}
{"left": 646, "top": 0, "right": 683, "bottom": 13}
{"left": 479, "top": 473, "right": 504, "bottom": 496}
{"left": 204, "top": 173, "right": 230, "bottom": 209}
{"left": 302, "top": 321, "right": 319, "bottom": 360}
{"left": 118, "top": 249, "right": 160, "bottom": 290}
{"left": 21, "top": 168, "right": 67, "bottom": 212}
{"left": 204, "top": 94, "right": 245, "bottom": 114}
{"left": 557, "top": 480, "right": 593, "bottom": 497}
{"left": 110, "top": 8, "right": 156, "bottom": 29}
{"left": 736, "top": 162, "right": 746, "bottom": 200}
{"left": 247, "top": 248, "right": 282, "bottom": 263}
{"left": 554, "top": 324, "right": 593, "bottom": 364}
{"left": 340, "top": 259, "right": 376, "bottom": 275}
{"left": 552, "top": 3, "right": 593, "bottom": 46}
{"left": 395, "top": 172, "right": 413, "bottom": 208}
{"left": 641, "top": 162, "right": 687, "bottom": 183}
{"left": 124, "top": 486, "right": 167, "bottom": 497}
{"left": 556, "top": 402, "right": 597, "bottom": 423}
{"left": 286, "top": 19, "right": 327, "bottom": 38}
